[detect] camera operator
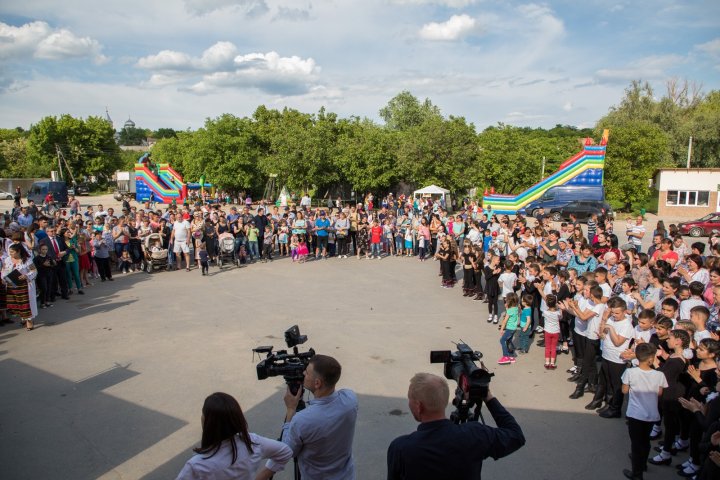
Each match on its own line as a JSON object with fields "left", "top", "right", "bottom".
{"left": 256, "top": 355, "right": 358, "bottom": 480}
{"left": 386, "top": 373, "right": 525, "bottom": 480}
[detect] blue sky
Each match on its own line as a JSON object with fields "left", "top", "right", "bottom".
{"left": 1, "top": 0, "right": 718, "bottom": 131}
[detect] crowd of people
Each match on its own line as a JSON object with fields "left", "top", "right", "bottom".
{"left": 3, "top": 191, "right": 720, "bottom": 479}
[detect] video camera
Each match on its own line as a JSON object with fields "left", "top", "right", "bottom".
{"left": 431, "top": 341, "right": 494, "bottom": 424}
{"left": 253, "top": 325, "right": 316, "bottom": 395}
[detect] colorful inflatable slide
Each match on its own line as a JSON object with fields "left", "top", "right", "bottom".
{"left": 135, "top": 154, "right": 187, "bottom": 204}
{"left": 482, "top": 130, "right": 609, "bottom": 214}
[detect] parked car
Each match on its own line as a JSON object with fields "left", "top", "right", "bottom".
{"left": 0, "top": 190, "right": 14, "bottom": 200}
{"left": 548, "top": 200, "right": 614, "bottom": 222}
{"left": 524, "top": 186, "right": 605, "bottom": 217}
{"left": 75, "top": 183, "right": 90, "bottom": 195}
{"left": 678, "top": 213, "right": 720, "bottom": 237}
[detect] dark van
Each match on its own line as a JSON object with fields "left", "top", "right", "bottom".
{"left": 523, "top": 185, "right": 604, "bottom": 217}
{"left": 27, "top": 181, "right": 69, "bottom": 206}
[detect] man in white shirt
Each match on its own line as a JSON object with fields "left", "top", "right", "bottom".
{"left": 300, "top": 193, "right": 311, "bottom": 211}
{"left": 170, "top": 216, "right": 191, "bottom": 271}
{"left": 626, "top": 216, "right": 646, "bottom": 253}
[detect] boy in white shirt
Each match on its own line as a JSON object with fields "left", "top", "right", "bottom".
{"left": 621, "top": 343, "right": 667, "bottom": 480}
{"left": 597, "top": 296, "right": 635, "bottom": 419}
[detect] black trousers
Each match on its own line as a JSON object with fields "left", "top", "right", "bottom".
{"left": 349, "top": 231, "right": 357, "bottom": 254}
{"left": 572, "top": 331, "right": 586, "bottom": 367}
{"left": 94, "top": 256, "right": 112, "bottom": 280}
{"left": 599, "top": 359, "right": 626, "bottom": 410}
{"left": 51, "top": 262, "right": 69, "bottom": 299}
{"left": 337, "top": 237, "right": 347, "bottom": 256}
{"left": 462, "top": 268, "right": 475, "bottom": 289}
{"left": 473, "top": 270, "right": 483, "bottom": 293}
{"left": 628, "top": 417, "right": 654, "bottom": 476}
{"left": 37, "top": 271, "right": 53, "bottom": 304}
{"left": 661, "top": 399, "right": 682, "bottom": 454}
{"left": 487, "top": 293, "right": 499, "bottom": 315}
{"left": 579, "top": 338, "right": 600, "bottom": 386}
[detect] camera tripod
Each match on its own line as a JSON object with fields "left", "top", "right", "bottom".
{"left": 449, "top": 385, "right": 487, "bottom": 425}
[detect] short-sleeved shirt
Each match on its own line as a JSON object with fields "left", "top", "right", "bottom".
{"left": 172, "top": 221, "right": 190, "bottom": 243}
{"left": 519, "top": 307, "right": 532, "bottom": 328}
{"left": 601, "top": 317, "right": 635, "bottom": 363}
{"left": 498, "top": 272, "right": 517, "bottom": 298}
{"left": 629, "top": 224, "right": 645, "bottom": 246}
{"left": 621, "top": 368, "right": 667, "bottom": 422}
{"left": 505, "top": 307, "right": 519, "bottom": 330}
{"left": 315, "top": 218, "right": 330, "bottom": 237}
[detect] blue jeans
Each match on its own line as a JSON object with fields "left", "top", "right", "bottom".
{"left": 517, "top": 328, "right": 532, "bottom": 352}
{"left": 371, "top": 242, "right": 381, "bottom": 256}
{"left": 247, "top": 240, "right": 259, "bottom": 259}
{"left": 500, "top": 329, "right": 516, "bottom": 357}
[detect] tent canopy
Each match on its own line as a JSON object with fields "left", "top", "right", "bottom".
{"left": 413, "top": 184, "right": 450, "bottom": 196}
{"left": 413, "top": 184, "right": 452, "bottom": 209}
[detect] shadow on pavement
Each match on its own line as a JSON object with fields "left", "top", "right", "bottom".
{"left": 0, "top": 359, "right": 187, "bottom": 480}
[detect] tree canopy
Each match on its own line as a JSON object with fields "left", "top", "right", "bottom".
{"left": 1, "top": 80, "right": 717, "bottom": 208}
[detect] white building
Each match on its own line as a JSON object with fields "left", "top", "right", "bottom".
{"left": 654, "top": 168, "right": 720, "bottom": 217}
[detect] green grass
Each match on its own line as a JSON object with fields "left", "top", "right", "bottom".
{"left": 609, "top": 195, "right": 658, "bottom": 217}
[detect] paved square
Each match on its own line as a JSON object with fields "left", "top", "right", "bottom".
{"left": 1, "top": 254, "right": 678, "bottom": 479}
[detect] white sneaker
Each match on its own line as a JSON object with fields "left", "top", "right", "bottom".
{"left": 493, "top": 315, "right": 499, "bottom": 324}
{"left": 535, "top": 325, "right": 544, "bottom": 333}
{"left": 487, "top": 315, "right": 493, "bottom": 323}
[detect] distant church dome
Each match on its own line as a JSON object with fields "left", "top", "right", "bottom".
{"left": 124, "top": 117, "right": 135, "bottom": 129}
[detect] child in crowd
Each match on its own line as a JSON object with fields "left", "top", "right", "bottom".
{"left": 517, "top": 294, "right": 534, "bottom": 353}
{"left": 297, "top": 238, "right": 309, "bottom": 263}
{"left": 596, "top": 297, "right": 634, "bottom": 418}
{"left": 498, "top": 259, "right": 518, "bottom": 315}
{"left": 498, "top": 293, "right": 519, "bottom": 365}
{"left": 484, "top": 254, "right": 502, "bottom": 323}
{"left": 197, "top": 242, "right": 209, "bottom": 275}
{"left": 404, "top": 225, "right": 414, "bottom": 257}
{"left": 119, "top": 250, "right": 132, "bottom": 274}
{"left": 33, "top": 243, "right": 56, "bottom": 309}
{"left": 278, "top": 221, "right": 289, "bottom": 256}
{"left": 621, "top": 343, "right": 667, "bottom": 480}
{"left": 542, "top": 294, "right": 561, "bottom": 369}
{"left": 417, "top": 231, "right": 427, "bottom": 262}
{"left": 262, "top": 225, "right": 275, "bottom": 262}
{"left": 290, "top": 234, "right": 299, "bottom": 262}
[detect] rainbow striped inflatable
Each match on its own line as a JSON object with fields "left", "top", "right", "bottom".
{"left": 483, "top": 130, "right": 608, "bottom": 214}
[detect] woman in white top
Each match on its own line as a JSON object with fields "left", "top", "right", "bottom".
{"left": 176, "top": 392, "right": 292, "bottom": 480}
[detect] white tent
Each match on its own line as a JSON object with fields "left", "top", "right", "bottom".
{"left": 413, "top": 184, "right": 451, "bottom": 209}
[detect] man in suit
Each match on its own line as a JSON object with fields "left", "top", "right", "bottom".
{"left": 39, "top": 226, "right": 70, "bottom": 300}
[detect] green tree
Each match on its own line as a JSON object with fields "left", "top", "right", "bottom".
{"left": 334, "top": 118, "right": 399, "bottom": 193}
{"left": 598, "top": 120, "right": 671, "bottom": 209}
{"left": 152, "top": 128, "right": 178, "bottom": 139}
{"left": 379, "top": 91, "right": 441, "bottom": 131}
{"left": 0, "top": 137, "right": 30, "bottom": 177}
{"left": 119, "top": 126, "right": 149, "bottom": 146}
{"left": 27, "top": 114, "right": 121, "bottom": 181}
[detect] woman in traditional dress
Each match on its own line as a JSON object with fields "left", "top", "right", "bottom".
{"left": 2, "top": 243, "right": 38, "bottom": 330}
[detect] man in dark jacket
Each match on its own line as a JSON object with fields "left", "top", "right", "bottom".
{"left": 387, "top": 373, "right": 525, "bottom": 480}
{"left": 38, "top": 226, "right": 69, "bottom": 300}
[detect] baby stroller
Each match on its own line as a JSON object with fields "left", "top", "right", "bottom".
{"left": 142, "top": 233, "right": 169, "bottom": 272}
{"left": 217, "top": 233, "right": 237, "bottom": 268}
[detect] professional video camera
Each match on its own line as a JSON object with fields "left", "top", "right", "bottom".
{"left": 253, "top": 325, "right": 316, "bottom": 395}
{"left": 431, "top": 341, "right": 494, "bottom": 424}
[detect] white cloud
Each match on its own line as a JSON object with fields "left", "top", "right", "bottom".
{"left": 419, "top": 14, "right": 476, "bottom": 41}
{"left": 695, "top": 38, "right": 720, "bottom": 59}
{"left": 137, "top": 41, "right": 237, "bottom": 72}
{"left": 516, "top": 4, "right": 564, "bottom": 40}
{"left": 0, "top": 21, "right": 105, "bottom": 63}
{"left": 595, "top": 54, "right": 685, "bottom": 82}
{"left": 563, "top": 101, "right": 573, "bottom": 111}
{"left": 138, "top": 43, "right": 319, "bottom": 95}
{"left": 394, "top": 0, "right": 478, "bottom": 6}
{"left": 183, "top": 0, "right": 268, "bottom": 16}
{"left": 189, "top": 51, "right": 318, "bottom": 95}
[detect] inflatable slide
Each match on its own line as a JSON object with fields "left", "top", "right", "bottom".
{"left": 135, "top": 154, "right": 187, "bottom": 204}
{"left": 482, "top": 130, "right": 608, "bottom": 214}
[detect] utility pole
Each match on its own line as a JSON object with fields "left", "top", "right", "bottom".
{"left": 687, "top": 136, "right": 693, "bottom": 169}
{"left": 540, "top": 156, "right": 546, "bottom": 181}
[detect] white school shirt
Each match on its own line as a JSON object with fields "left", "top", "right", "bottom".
{"left": 498, "top": 272, "right": 517, "bottom": 298}
{"left": 679, "top": 298, "right": 707, "bottom": 321}
{"left": 599, "top": 282, "right": 612, "bottom": 299}
{"left": 622, "top": 367, "right": 667, "bottom": 422}
{"left": 585, "top": 302, "right": 606, "bottom": 341}
{"left": 634, "top": 325, "right": 655, "bottom": 344}
{"left": 540, "top": 279, "right": 554, "bottom": 312}
{"left": 573, "top": 294, "right": 589, "bottom": 337}
{"left": 601, "top": 316, "right": 635, "bottom": 364}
